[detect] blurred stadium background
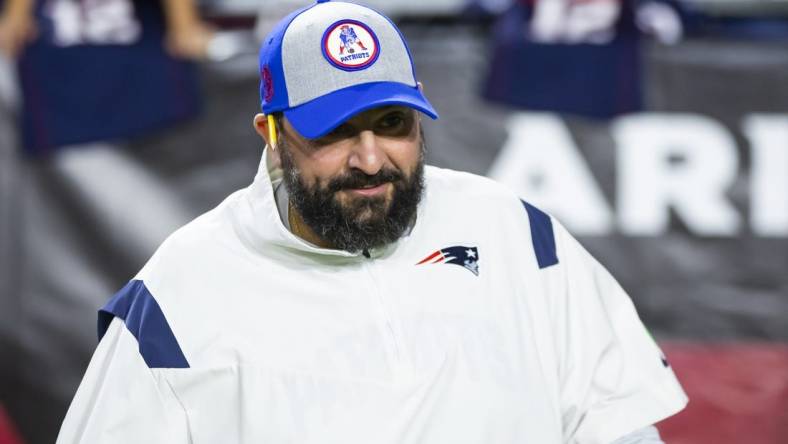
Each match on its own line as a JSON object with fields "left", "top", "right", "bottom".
{"left": 0, "top": 0, "right": 786, "bottom": 443}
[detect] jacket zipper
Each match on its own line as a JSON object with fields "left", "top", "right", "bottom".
{"left": 361, "top": 255, "right": 402, "bottom": 364}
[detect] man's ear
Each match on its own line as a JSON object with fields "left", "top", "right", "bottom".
{"left": 417, "top": 81, "right": 424, "bottom": 92}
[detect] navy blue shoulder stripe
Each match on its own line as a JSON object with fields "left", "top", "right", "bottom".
{"left": 98, "top": 280, "right": 190, "bottom": 369}
{"left": 521, "top": 200, "right": 559, "bottom": 269}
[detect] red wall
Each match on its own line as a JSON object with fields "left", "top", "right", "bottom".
{"left": 659, "top": 343, "right": 788, "bottom": 444}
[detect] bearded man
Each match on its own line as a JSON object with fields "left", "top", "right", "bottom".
{"left": 57, "top": 1, "right": 687, "bottom": 443}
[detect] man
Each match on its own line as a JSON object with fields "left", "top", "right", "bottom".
{"left": 57, "top": 1, "right": 687, "bottom": 443}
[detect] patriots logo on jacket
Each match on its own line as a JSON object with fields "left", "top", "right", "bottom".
{"left": 416, "top": 246, "right": 479, "bottom": 276}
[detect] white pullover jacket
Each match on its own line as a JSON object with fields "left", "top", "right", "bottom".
{"left": 58, "top": 154, "right": 687, "bottom": 444}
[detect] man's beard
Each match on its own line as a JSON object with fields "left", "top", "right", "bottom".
{"left": 279, "top": 139, "right": 425, "bottom": 253}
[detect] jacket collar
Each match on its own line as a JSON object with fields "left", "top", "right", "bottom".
{"left": 237, "top": 148, "right": 358, "bottom": 258}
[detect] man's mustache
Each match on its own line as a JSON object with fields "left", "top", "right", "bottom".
{"left": 326, "top": 168, "right": 404, "bottom": 192}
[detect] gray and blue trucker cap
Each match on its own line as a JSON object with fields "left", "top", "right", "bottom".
{"left": 258, "top": 0, "right": 439, "bottom": 139}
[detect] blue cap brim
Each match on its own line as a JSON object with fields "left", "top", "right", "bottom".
{"left": 283, "top": 81, "right": 439, "bottom": 139}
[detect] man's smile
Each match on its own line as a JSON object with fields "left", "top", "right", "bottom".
{"left": 346, "top": 182, "right": 391, "bottom": 197}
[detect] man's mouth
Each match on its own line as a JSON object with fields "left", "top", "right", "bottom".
{"left": 347, "top": 183, "right": 390, "bottom": 196}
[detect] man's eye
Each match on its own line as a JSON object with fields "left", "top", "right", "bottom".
{"left": 313, "top": 123, "right": 355, "bottom": 145}
{"left": 379, "top": 113, "right": 407, "bottom": 130}
{"left": 329, "top": 123, "right": 354, "bottom": 136}
{"left": 382, "top": 114, "right": 403, "bottom": 127}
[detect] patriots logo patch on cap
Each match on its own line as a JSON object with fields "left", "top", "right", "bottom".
{"left": 417, "top": 246, "right": 480, "bottom": 276}
{"left": 322, "top": 20, "right": 380, "bottom": 71}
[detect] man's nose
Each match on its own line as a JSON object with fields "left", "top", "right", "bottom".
{"left": 348, "top": 130, "right": 386, "bottom": 175}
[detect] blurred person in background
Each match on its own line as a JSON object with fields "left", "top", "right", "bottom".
{"left": 57, "top": 1, "right": 686, "bottom": 443}
{"left": 0, "top": 0, "right": 214, "bottom": 153}
{"left": 0, "top": 1, "right": 213, "bottom": 443}
{"left": 0, "top": 0, "right": 214, "bottom": 59}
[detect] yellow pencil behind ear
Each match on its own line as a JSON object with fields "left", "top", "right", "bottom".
{"left": 267, "top": 114, "right": 278, "bottom": 150}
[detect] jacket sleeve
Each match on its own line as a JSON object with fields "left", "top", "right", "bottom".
{"left": 546, "top": 221, "right": 687, "bottom": 444}
{"left": 56, "top": 318, "right": 190, "bottom": 444}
